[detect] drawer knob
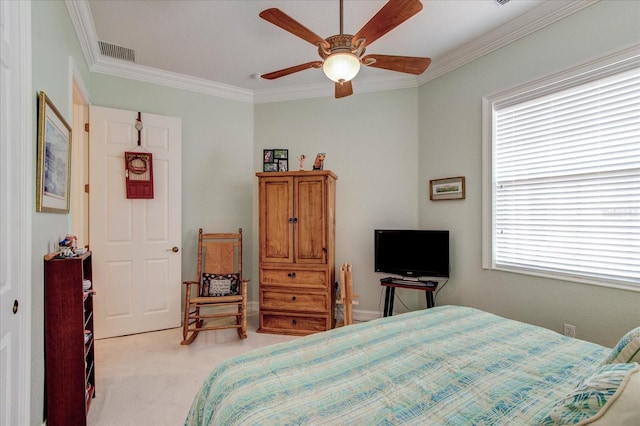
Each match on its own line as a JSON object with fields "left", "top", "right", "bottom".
{"left": 292, "top": 319, "right": 298, "bottom": 325}
{"left": 287, "top": 272, "right": 297, "bottom": 278}
{"left": 291, "top": 296, "right": 297, "bottom": 301}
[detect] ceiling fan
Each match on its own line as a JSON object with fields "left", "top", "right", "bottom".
{"left": 259, "top": 0, "right": 432, "bottom": 99}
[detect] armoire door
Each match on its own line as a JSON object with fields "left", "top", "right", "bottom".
{"left": 294, "top": 176, "right": 327, "bottom": 264}
{"left": 259, "top": 176, "right": 294, "bottom": 263}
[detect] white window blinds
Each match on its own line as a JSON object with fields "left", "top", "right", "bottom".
{"left": 491, "top": 65, "right": 640, "bottom": 288}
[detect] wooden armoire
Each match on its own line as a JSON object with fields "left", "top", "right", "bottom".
{"left": 256, "top": 170, "right": 337, "bottom": 335}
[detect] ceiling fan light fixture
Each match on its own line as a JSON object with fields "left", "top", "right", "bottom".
{"left": 322, "top": 52, "right": 361, "bottom": 83}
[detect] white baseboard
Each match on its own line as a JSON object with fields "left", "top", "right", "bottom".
{"left": 335, "top": 308, "right": 381, "bottom": 322}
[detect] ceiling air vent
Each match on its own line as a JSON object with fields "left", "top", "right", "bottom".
{"left": 495, "top": 0, "right": 510, "bottom": 4}
{"left": 98, "top": 41, "right": 136, "bottom": 62}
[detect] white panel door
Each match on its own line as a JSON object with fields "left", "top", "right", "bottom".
{"left": 90, "top": 106, "right": 181, "bottom": 338}
{"left": 0, "top": 1, "right": 30, "bottom": 424}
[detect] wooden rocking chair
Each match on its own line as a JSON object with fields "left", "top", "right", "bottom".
{"left": 181, "top": 228, "right": 249, "bottom": 345}
{"left": 337, "top": 263, "right": 358, "bottom": 325}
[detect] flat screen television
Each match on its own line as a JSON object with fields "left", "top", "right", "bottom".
{"left": 374, "top": 229, "right": 449, "bottom": 278}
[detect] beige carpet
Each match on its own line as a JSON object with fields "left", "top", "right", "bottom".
{"left": 87, "top": 314, "right": 299, "bottom": 426}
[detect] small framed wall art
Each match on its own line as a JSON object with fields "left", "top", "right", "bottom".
{"left": 36, "top": 91, "right": 72, "bottom": 213}
{"left": 430, "top": 176, "right": 466, "bottom": 201}
{"left": 263, "top": 149, "right": 288, "bottom": 172}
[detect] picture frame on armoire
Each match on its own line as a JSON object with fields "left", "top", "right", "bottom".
{"left": 312, "top": 153, "right": 325, "bottom": 170}
{"left": 36, "top": 91, "right": 72, "bottom": 213}
{"left": 264, "top": 149, "right": 288, "bottom": 172}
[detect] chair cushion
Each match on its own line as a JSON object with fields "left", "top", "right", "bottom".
{"left": 190, "top": 295, "right": 243, "bottom": 304}
{"left": 201, "top": 273, "right": 239, "bottom": 297}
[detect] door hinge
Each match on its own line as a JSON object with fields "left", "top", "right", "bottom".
{"left": 84, "top": 123, "right": 89, "bottom": 132}
{"left": 84, "top": 184, "right": 89, "bottom": 193}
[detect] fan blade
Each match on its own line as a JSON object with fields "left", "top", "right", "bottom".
{"left": 261, "top": 61, "right": 323, "bottom": 80}
{"left": 353, "top": 0, "right": 423, "bottom": 48}
{"left": 335, "top": 80, "right": 353, "bottom": 98}
{"left": 362, "top": 55, "right": 431, "bottom": 75}
{"left": 259, "top": 8, "right": 330, "bottom": 49}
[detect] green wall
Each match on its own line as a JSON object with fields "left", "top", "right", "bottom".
{"left": 88, "top": 74, "right": 255, "bottom": 291}
{"left": 417, "top": 0, "right": 640, "bottom": 347}
{"left": 254, "top": 90, "right": 420, "bottom": 311}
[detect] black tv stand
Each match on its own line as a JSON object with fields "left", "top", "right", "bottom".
{"left": 381, "top": 276, "right": 437, "bottom": 287}
{"left": 380, "top": 277, "right": 439, "bottom": 317}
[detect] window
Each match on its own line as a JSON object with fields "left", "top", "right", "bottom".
{"left": 483, "top": 48, "right": 640, "bottom": 291}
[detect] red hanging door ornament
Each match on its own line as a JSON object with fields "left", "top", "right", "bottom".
{"left": 124, "top": 112, "right": 154, "bottom": 199}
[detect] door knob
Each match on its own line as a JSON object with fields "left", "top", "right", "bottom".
{"left": 13, "top": 300, "right": 19, "bottom": 314}
{"left": 167, "top": 246, "right": 179, "bottom": 253}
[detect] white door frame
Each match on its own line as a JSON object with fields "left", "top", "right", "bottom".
{"left": 70, "top": 57, "right": 90, "bottom": 248}
{"left": 0, "top": 1, "right": 32, "bottom": 424}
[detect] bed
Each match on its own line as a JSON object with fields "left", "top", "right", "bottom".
{"left": 185, "top": 305, "right": 640, "bottom": 425}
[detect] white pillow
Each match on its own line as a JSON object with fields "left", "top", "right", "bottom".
{"left": 603, "top": 326, "right": 640, "bottom": 364}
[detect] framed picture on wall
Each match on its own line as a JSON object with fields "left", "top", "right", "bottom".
{"left": 430, "top": 176, "right": 466, "bottom": 201}
{"left": 36, "top": 91, "right": 72, "bottom": 213}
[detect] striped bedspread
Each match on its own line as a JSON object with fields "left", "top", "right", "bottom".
{"left": 185, "top": 305, "right": 609, "bottom": 425}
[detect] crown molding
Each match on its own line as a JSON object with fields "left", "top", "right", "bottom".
{"left": 66, "top": 0, "right": 598, "bottom": 104}
{"left": 418, "top": 0, "right": 599, "bottom": 85}
{"left": 90, "top": 58, "right": 254, "bottom": 103}
{"left": 65, "top": 0, "right": 101, "bottom": 69}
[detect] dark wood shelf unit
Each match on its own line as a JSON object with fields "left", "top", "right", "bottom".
{"left": 44, "top": 252, "right": 95, "bottom": 426}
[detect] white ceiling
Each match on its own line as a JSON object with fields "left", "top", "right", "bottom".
{"left": 67, "top": 0, "right": 595, "bottom": 103}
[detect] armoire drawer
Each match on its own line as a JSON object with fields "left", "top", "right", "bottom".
{"left": 261, "top": 268, "right": 327, "bottom": 288}
{"left": 260, "top": 313, "right": 329, "bottom": 335}
{"left": 261, "top": 289, "right": 328, "bottom": 313}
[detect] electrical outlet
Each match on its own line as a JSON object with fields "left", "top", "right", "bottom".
{"left": 563, "top": 323, "right": 576, "bottom": 338}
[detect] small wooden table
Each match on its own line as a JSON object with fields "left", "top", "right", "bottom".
{"left": 380, "top": 278, "right": 438, "bottom": 317}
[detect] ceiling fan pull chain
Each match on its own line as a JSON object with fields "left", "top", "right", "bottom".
{"left": 339, "top": 0, "right": 344, "bottom": 34}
